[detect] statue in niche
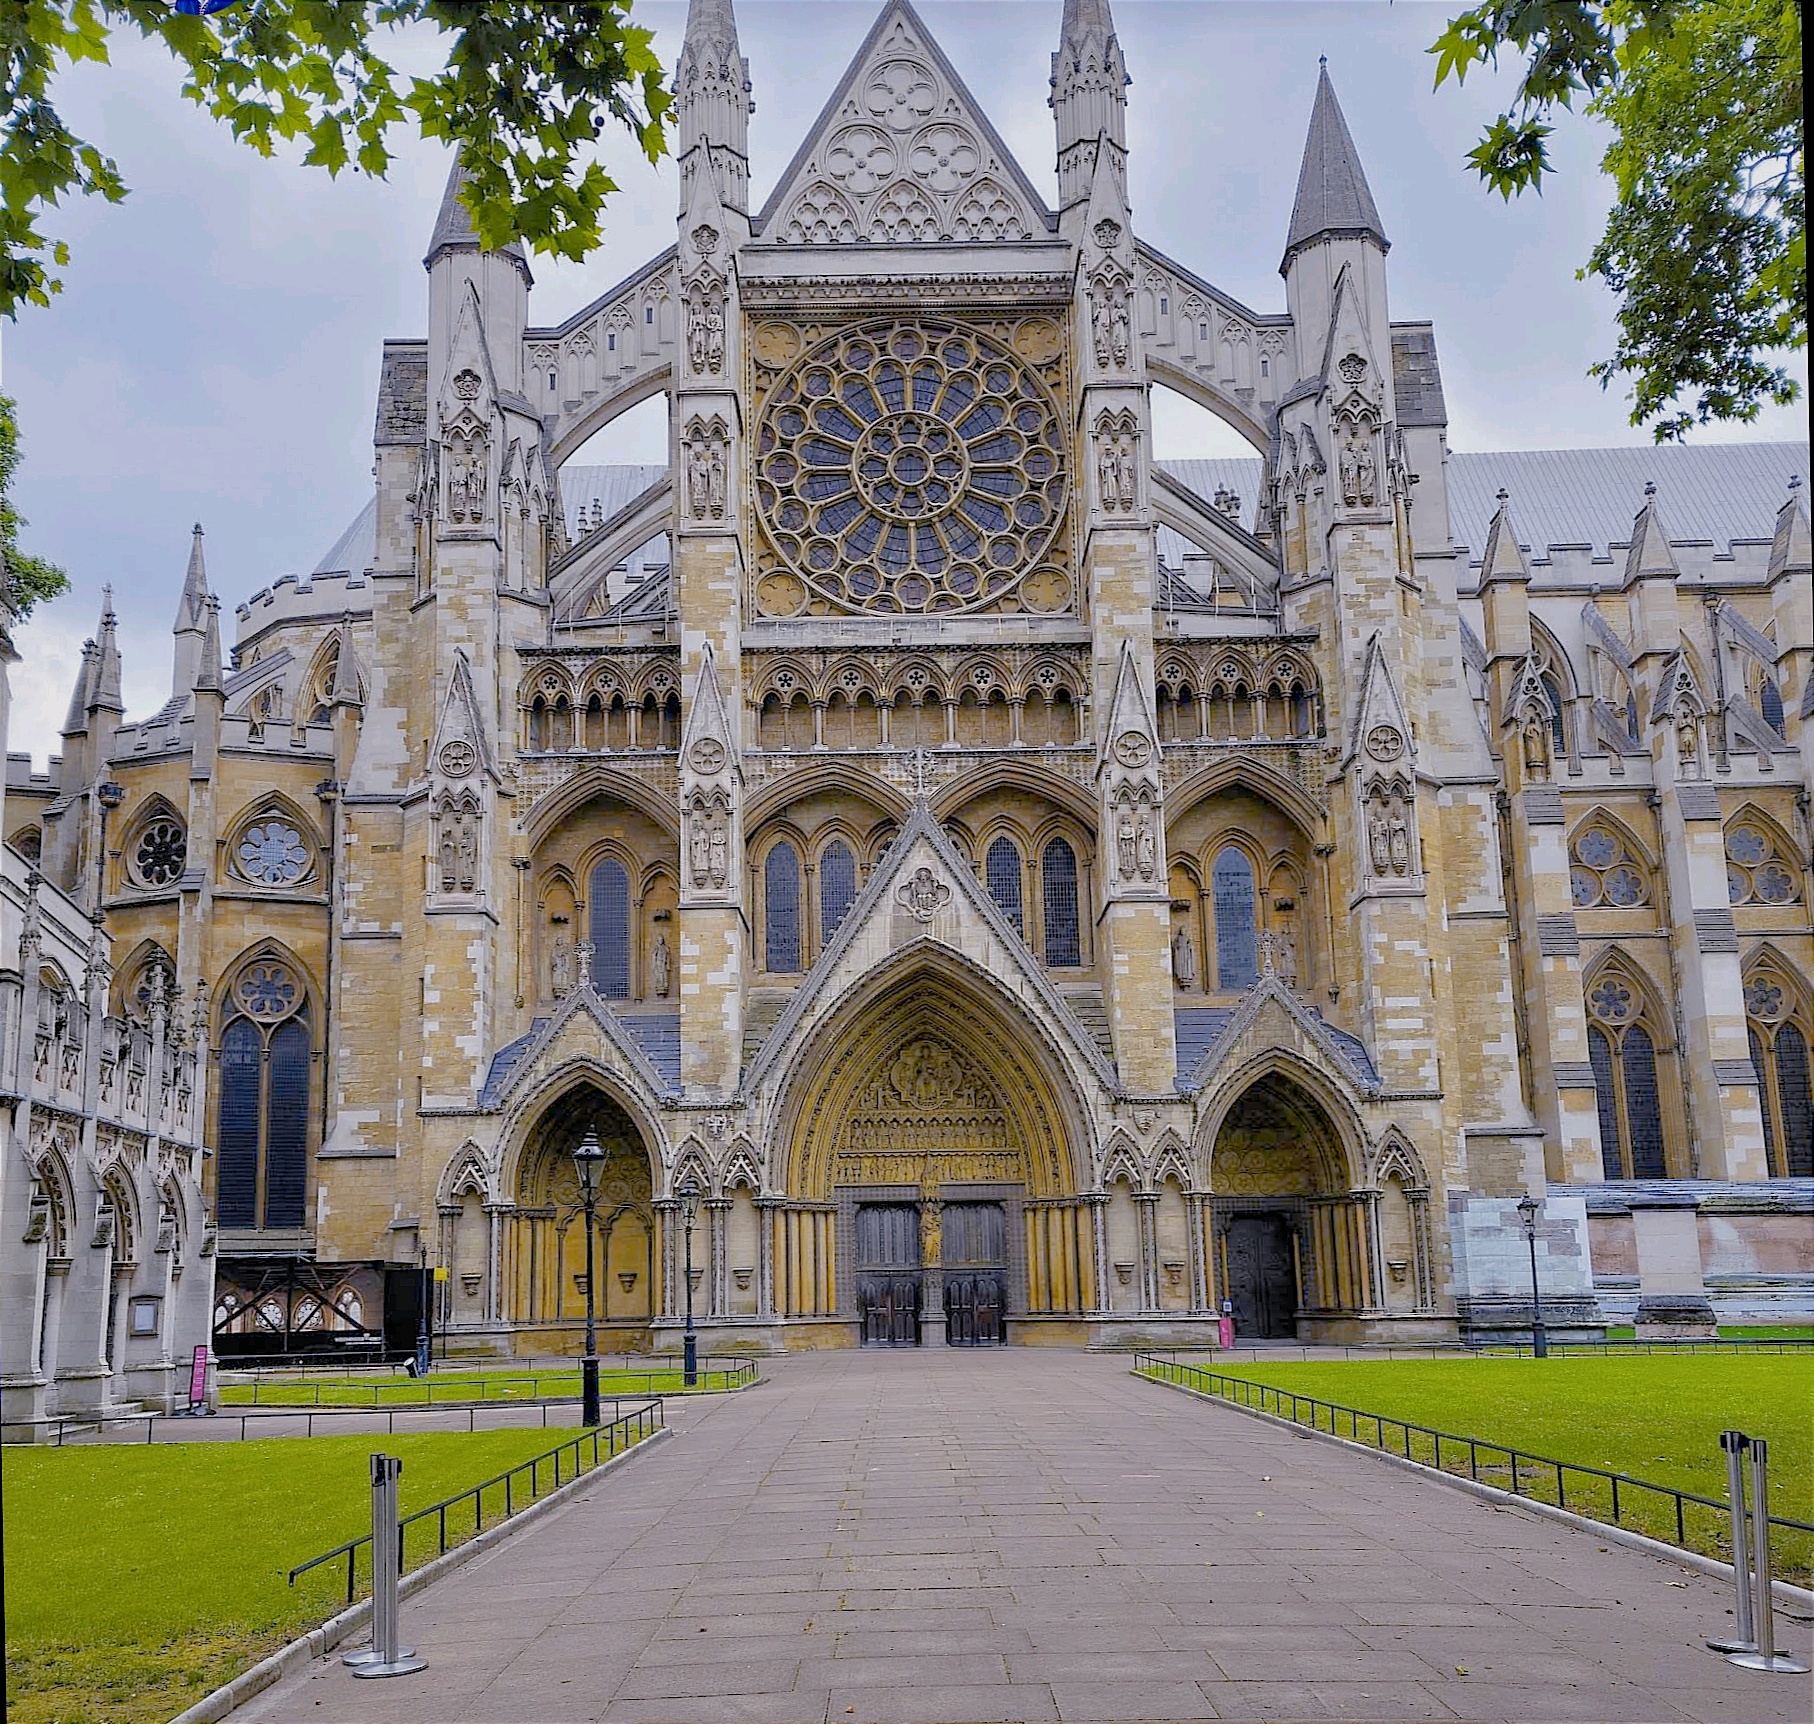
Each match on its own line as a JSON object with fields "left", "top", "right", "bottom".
{"left": 1275, "top": 915, "right": 1299, "bottom": 986}
{"left": 704, "top": 302, "right": 725, "bottom": 373}
{"left": 438, "top": 819, "right": 459, "bottom": 893}
{"left": 918, "top": 1200, "right": 942, "bottom": 1263}
{"left": 1339, "top": 425, "right": 1377, "bottom": 508}
{"left": 550, "top": 927, "right": 575, "bottom": 997}
{"left": 1368, "top": 805, "right": 1391, "bottom": 877}
{"left": 1116, "top": 806, "right": 1137, "bottom": 880}
{"left": 1676, "top": 714, "right": 1701, "bottom": 777}
{"left": 707, "top": 440, "right": 727, "bottom": 518}
{"left": 1171, "top": 923, "right": 1197, "bottom": 988}
{"left": 689, "top": 812, "right": 712, "bottom": 888}
{"left": 686, "top": 439, "right": 713, "bottom": 519}
{"left": 650, "top": 931, "right": 671, "bottom": 999}
{"left": 1097, "top": 439, "right": 1121, "bottom": 513}
{"left": 455, "top": 809, "right": 479, "bottom": 892}
{"left": 1387, "top": 800, "right": 1411, "bottom": 876}
{"left": 1110, "top": 294, "right": 1130, "bottom": 367}
{"left": 707, "top": 818, "right": 728, "bottom": 889}
{"left": 1114, "top": 437, "right": 1138, "bottom": 511}
{"left": 1091, "top": 291, "right": 1111, "bottom": 367}
{"left": 1521, "top": 714, "right": 1551, "bottom": 782}
{"left": 1135, "top": 809, "right": 1157, "bottom": 882}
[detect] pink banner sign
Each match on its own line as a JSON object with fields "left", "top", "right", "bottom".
{"left": 188, "top": 1344, "right": 210, "bottom": 1406}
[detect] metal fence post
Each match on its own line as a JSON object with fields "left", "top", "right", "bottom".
{"left": 1726, "top": 1439, "right": 1810, "bottom": 1674}
{"left": 1707, "top": 1431, "right": 1754, "bottom": 1654}
{"left": 348, "top": 1454, "right": 427, "bottom": 1678}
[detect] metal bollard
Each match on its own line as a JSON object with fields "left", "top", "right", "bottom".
{"left": 347, "top": 1453, "right": 427, "bottom": 1678}
{"left": 1706, "top": 1430, "right": 1755, "bottom": 1654}
{"left": 1725, "top": 1439, "right": 1810, "bottom": 1675}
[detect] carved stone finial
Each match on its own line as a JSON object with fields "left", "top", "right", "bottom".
{"left": 1644, "top": 480, "right": 1657, "bottom": 498}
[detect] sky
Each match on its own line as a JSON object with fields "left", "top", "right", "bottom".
{"left": 3, "top": 0, "right": 1806, "bottom": 770}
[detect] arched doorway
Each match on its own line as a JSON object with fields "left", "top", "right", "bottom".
{"left": 506, "top": 1083, "right": 657, "bottom": 1350}
{"left": 774, "top": 957, "right": 1091, "bottom": 1344}
{"left": 1207, "top": 1073, "right": 1375, "bottom": 1340}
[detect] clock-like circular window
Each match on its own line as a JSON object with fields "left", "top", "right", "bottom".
{"left": 133, "top": 818, "right": 187, "bottom": 887}
{"left": 755, "top": 318, "right": 1068, "bottom": 615}
{"left": 235, "top": 819, "right": 311, "bottom": 887}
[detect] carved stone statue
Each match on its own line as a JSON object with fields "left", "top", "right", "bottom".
{"left": 689, "top": 813, "right": 712, "bottom": 887}
{"left": 1098, "top": 439, "right": 1120, "bottom": 513}
{"left": 456, "top": 810, "right": 478, "bottom": 892}
{"left": 1116, "top": 807, "right": 1137, "bottom": 880}
{"left": 1522, "top": 714, "right": 1551, "bottom": 782}
{"left": 650, "top": 931, "right": 671, "bottom": 999}
{"left": 704, "top": 303, "right": 725, "bottom": 373}
{"left": 1387, "top": 803, "right": 1411, "bottom": 875}
{"left": 918, "top": 1200, "right": 942, "bottom": 1263}
{"left": 550, "top": 929, "right": 574, "bottom": 997}
{"left": 1171, "top": 923, "right": 1197, "bottom": 988}
{"left": 707, "top": 819, "right": 729, "bottom": 889}
{"left": 707, "top": 441, "right": 727, "bottom": 518}
{"left": 1135, "top": 809, "right": 1157, "bottom": 881}
{"left": 686, "top": 440, "right": 713, "bottom": 519}
{"left": 1368, "top": 806, "right": 1391, "bottom": 877}
{"left": 1355, "top": 436, "right": 1377, "bottom": 505}
{"left": 1276, "top": 917, "right": 1299, "bottom": 986}
{"left": 1114, "top": 437, "right": 1138, "bottom": 511}
{"left": 439, "top": 820, "right": 459, "bottom": 893}
{"left": 1110, "top": 295, "right": 1130, "bottom": 367}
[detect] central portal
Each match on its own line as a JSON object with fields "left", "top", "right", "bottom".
{"left": 855, "top": 1203, "right": 920, "bottom": 1344}
{"left": 942, "top": 1201, "right": 1007, "bottom": 1345}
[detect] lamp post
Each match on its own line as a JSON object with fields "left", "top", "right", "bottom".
{"left": 94, "top": 780, "right": 125, "bottom": 918}
{"left": 415, "top": 1244, "right": 431, "bottom": 1377}
{"left": 1516, "top": 1193, "right": 1548, "bottom": 1358}
{"left": 678, "top": 1177, "right": 701, "bottom": 1387}
{"left": 573, "top": 1126, "right": 606, "bottom": 1426}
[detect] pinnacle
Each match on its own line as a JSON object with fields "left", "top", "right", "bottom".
{"left": 1282, "top": 62, "right": 1387, "bottom": 272}
{"left": 425, "top": 153, "right": 527, "bottom": 269}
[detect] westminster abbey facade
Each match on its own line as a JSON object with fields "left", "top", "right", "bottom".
{"left": 5, "top": 0, "right": 1810, "bottom": 1397}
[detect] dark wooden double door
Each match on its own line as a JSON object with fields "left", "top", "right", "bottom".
{"left": 854, "top": 1201, "right": 1008, "bottom": 1346}
{"left": 1224, "top": 1213, "right": 1298, "bottom": 1340}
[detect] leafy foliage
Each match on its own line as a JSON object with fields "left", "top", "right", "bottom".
{"left": 0, "top": 1, "right": 672, "bottom": 319}
{"left": 0, "top": 392, "right": 69, "bottom": 620}
{"left": 1433, "top": 0, "right": 1804, "bottom": 438}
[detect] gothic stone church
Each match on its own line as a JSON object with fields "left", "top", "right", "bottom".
{"left": 10, "top": 0, "right": 1813, "bottom": 1369}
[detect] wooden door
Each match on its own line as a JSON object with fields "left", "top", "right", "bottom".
{"left": 942, "top": 1201, "right": 1008, "bottom": 1346}
{"left": 855, "top": 1204, "right": 920, "bottom": 1345}
{"left": 1225, "top": 1214, "right": 1297, "bottom": 1339}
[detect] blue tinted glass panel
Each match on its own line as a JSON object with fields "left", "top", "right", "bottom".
{"left": 217, "top": 1017, "right": 261, "bottom": 1228}
{"left": 1761, "top": 678, "right": 1786, "bottom": 738}
{"left": 1776, "top": 1022, "right": 1813, "bottom": 1176}
{"left": 987, "top": 837, "right": 1023, "bottom": 936}
{"left": 1589, "top": 1026, "right": 1623, "bottom": 1179}
{"left": 1041, "top": 839, "right": 1080, "bottom": 966}
{"left": 1212, "top": 847, "right": 1258, "bottom": 990}
{"left": 1542, "top": 676, "right": 1566, "bottom": 751}
{"left": 589, "top": 859, "right": 630, "bottom": 999}
{"left": 1622, "top": 1026, "right": 1666, "bottom": 1178}
{"left": 265, "top": 1016, "right": 311, "bottom": 1228}
{"left": 820, "top": 842, "right": 857, "bottom": 944}
{"left": 766, "top": 843, "right": 801, "bottom": 972}
{"left": 1751, "top": 1028, "right": 1779, "bottom": 1176}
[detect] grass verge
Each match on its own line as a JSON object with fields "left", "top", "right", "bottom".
{"left": 219, "top": 1365, "right": 741, "bottom": 1406}
{"left": 4, "top": 1426, "right": 614, "bottom": 1724}
{"left": 1141, "top": 1353, "right": 1813, "bottom": 1582}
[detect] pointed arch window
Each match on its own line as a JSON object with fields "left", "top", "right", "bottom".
{"left": 129, "top": 810, "right": 187, "bottom": 889}
{"left": 1041, "top": 839, "right": 1080, "bottom": 966}
{"left": 1745, "top": 972, "right": 1814, "bottom": 1177}
{"left": 1540, "top": 674, "right": 1567, "bottom": 753}
{"left": 588, "top": 858, "right": 631, "bottom": 999}
{"left": 820, "top": 840, "right": 857, "bottom": 945}
{"left": 1212, "top": 846, "right": 1258, "bottom": 990}
{"left": 986, "top": 836, "right": 1023, "bottom": 936}
{"left": 1570, "top": 824, "right": 1649, "bottom": 908}
{"left": 765, "top": 842, "right": 801, "bottom": 973}
{"left": 1726, "top": 822, "right": 1801, "bottom": 906}
{"left": 215, "top": 957, "right": 312, "bottom": 1230}
{"left": 1759, "top": 677, "right": 1786, "bottom": 738}
{"left": 1586, "top": 973, "right": 1668, "bottom": 1179}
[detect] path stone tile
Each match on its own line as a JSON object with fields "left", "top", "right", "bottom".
{"left": 1048, "top": 1677, "right": 1224, "bottom": 1720}
{"left": 823, "top": 1682, "right": 1059, "bottom": 1722}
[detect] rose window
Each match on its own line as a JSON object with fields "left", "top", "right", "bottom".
{"left": 755, "top": 319, "right": 1067, "bottom": 615}
{"left": 234, "top": 962, "right": 299, "bottom": 1020}
{"left": 1569, "top": 825, "right": 1647, "bottom": 908}
{"left": 133, "top": 818, "right": 187, "bottom": 888}
{"left": 235, "top": 819, "right": 311, "bottom": 887}
{"left": 1726, "top": 823, "right": 1801, "bottom": 906}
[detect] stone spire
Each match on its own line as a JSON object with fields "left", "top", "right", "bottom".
{"left": 196, "top": 592, "right": 224, "bottom": 695}
{"left": 91, "top": 587, "right": 124, "bottom": 715}
{"left": 423, "top": 153, "right": 530, "bottom": 277}
{"left": 172, "top": 522, "right": 212, "bottom": 694}
{"left": 675, "top": 0, "right": 751, "bottom": 215}
{"left": 1281, "top": 62, "right": 1387, "bottom": 273}
{"left": 62, "top": 635, "right": 97, "bottom": 738}
{"left": 1052, "top": 0, "right": 1128, "bottom": 216}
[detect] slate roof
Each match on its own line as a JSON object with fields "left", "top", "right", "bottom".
{"left": 374, "top": 341, "right": 427, "bottom": 447}
{"left": 615, "top": 1010, "right": 681, "bottom": 1092}
{"left": 479, "top": 1019, "right": 548, "bottom": 1109}
{"left": 1173, "top": 1000, "right": 1380, "bottom": 1093}
{"left": 1390, "top": 325, "right": 1446, "bottom": 428}
{"left": 1282, "top": 64, "right": 1388, "bottom": 265}
{"left": 314, "top": 498, "right": 377, "bottom": 576}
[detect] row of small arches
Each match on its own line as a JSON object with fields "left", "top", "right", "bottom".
{"left": 526, "top": 690, "right": 682, "bottom": 753}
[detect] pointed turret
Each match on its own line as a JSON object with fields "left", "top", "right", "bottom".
{"left": 1624, "top": 481, "right": 1681, "bottom": 582}
{"left": 1281, "top": 62, "right": 1387, "bottom": 273}
{"left": 196, "top": 593, "right": 224, "bottom": 695}
{"left": 91, "top": 587, "right": 124, "bottom": 717}
{"left": 1051, "top": 0, "right": 1128, "bottom": 218}
{"left": 424, "top": 155, "right": 530, "bottom": 278}
{"left": 425, "top": 153, "right": 530, "bottom": 399}
{"left": 62, "top": 636, "right": 97, "bottom": 740}
{"left": 1478, "top": 490, "right": 1536, "bottom": 671}
{"left": 676, "top": 0, "right": 752, "bottom": 216}
{"left": 172, "top": 523, "right": 212, "bottom": 694}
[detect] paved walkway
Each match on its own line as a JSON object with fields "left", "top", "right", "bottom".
{"left": 232, "top": 1350, "right": 1811, "bottom": 1724}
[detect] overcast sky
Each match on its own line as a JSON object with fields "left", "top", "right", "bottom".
{"left": 3, "top": 0, "right": 1805, "bottom": 769}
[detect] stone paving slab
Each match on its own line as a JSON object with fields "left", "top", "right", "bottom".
{"left": 229, "top": 1350, "right": 1812, "bottom": 1724}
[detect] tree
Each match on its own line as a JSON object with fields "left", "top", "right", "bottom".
{"left": 1, "top": 0, "right": 671, "bottom": 319}
{"left": 1433, "top": 0, "right": 1804, "bottom": 439}
{"left": 0, "top": 393, "right": 69, "bottom": 620}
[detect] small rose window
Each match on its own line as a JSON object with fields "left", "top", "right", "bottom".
{"left": 235, "top": 819, "right": 310, "bottom": 886}
{"left": 133, "top": 818, "right": 187, "bottom": 887}
{"left": 1570, "top": 825, "right": 1647, "bottom": 908}
{"left": 1726, "top": 824, "right": 1801, "bottom": 906}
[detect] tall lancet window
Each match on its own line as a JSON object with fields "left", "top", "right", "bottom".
{"left": 986, "top": 837, "right": 1024, "bottom": 936}
{"left": 1212, "top": 847, "right": 1258, "bottom": 991}
{"left": 820, "top": 841, "right": 857, "bottom": 945}
{"left": 766, "top": 843, "right": 802, "bottom": 973}
{"left": 589, "top": 858, "right": 631, "bottom": 999}
{"left": 216, "top": 955, "right": 312, "bottom": 1230}
{"left": 1586, "top": 971, "right": 1668, "bottom": 1179}
{"left": 1041, "top": 839, "right": 1080, "bottom": 966}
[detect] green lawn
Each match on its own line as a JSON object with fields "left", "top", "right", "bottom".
{"left": 1152, "top": 1354, "right": 1813, "bottom": 1580}
{"left": 219, "top": 1365, "right": 742, "bottom": 1407}
{"left": 3, "top": 1427, "right": 612, "bottom": 1724}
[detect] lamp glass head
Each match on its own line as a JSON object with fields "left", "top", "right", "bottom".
{"left": 572, "top": 1126, "right": 606, "bottom": 1196}
{"left": 1516, "top": 1193, "right": 1541, "bottom": 1233}
{"left": 678, "top": 1177, "right": 702, "bottom": 1223}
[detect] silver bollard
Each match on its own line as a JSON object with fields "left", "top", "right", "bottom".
{"left": 1725, "top": 1438, "right": 1810, "bottom": 1675}
{"left": 349, "top": 1452, "right": 427, "bottom": 1679}
{"left": 1706, "top": 1430, "right": 1755, "bottom": 1654}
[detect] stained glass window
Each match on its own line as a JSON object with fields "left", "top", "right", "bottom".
{"left": 986, "top": 837, "right": 1023, "bottom": 935}
{"left": 265, "top": 1018, "right": 310, "bottom": 1227}
{"left": 1750, "top": 1028, "right": 1780, "bottom": 1177}
{"left": 1541, "top": 675, "right": 1566, "bottom": 752}
{"left": 1041, "top": 839, "right": 1080, "bottom": 967}
{"left": 588, "top": 859, "right": 631, "bottom": 999}
{"left": 215, "top": 957, "right": 312, "bottom": 1231}
{"left": 216, "top": 1018, "right": 262, "bottom": 1229}
{"left": 1212, "top": 847, "right": 1258, "bottom": 990}
{"left": 1588, "top": 972, "right": 1671, "bottom": 1179}
{"left": 1760, "top": 678, "right": 1785, "bottom": 739}
{"left": 1588, "top": 1026, "right": 1623, "bottom": 1181}
{"left": 133, "top": 817, "right": 187, "bottom": 887}
{"left": 766, "top": 843, "right": 801, "bottom": 972}
{"left": 820, "top": 841, "right": 857, "bottom": 944}
{"left": 1570, "top": 825, "right": 1648, "bottom": 909}
{"left": 1776, "top": 1023, "right": 1814, "bottom": 1177}
{"left": 235, "top": 819, "right": 310, "bottom": 886}
{"left": 1621, "top": 1027, "right": 1666, "bottom": 1178}
{"left": 1726, "top": 823, "right": 1802, "bottom": 906}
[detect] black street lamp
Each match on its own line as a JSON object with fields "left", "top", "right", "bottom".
{"left": 415, "top": 1243, "right": 432, "bottom": 1377}
{"left": 573, "top": 1126, "right": 606, "bottom": 1426}
{"left": 1516, "top": 1193, "right": 1548, "bottom": 1358}
{"left": 678, "top": 1176, "right": 702, "bottom": 1387}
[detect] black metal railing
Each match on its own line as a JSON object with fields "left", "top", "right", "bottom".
{"left": 1133, "top": 1352, "right": 1814, "bottom": 1581}
{"left": 221, "top": 1356, "right": 757, "bottom": 1407}
{"left": 287, "top": 1398, "right": 665, "bottom": 1606}
{"left": 1470, "top": 1337, "right": 1814, "bottom": 1356}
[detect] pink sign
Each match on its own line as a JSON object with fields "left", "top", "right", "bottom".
{"left": 188, "top": 1345, "right": 210, "bottom": 1406}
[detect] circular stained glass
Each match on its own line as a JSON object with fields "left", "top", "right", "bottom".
{"left": 1746, "top": 980, "right": 1784, "bottom": 1020}
{"left": 1728, "top": 865, "right": 1750, "bottom": 905}
{"left": 755, "top": 318, "right": 1067, "bottom": 615}
{"left": 1602, "top": 865, "right": 1645, "bottom": 907}
{"left": 235, "top": 962, "right": 298, "bottom": 1019}
{"left": 1575, "top": 828, "right": 1619, "bottom": 869}
{"left": 134, "top": 818, "right": 187, "bottom": 887}
{"left": 236, "top": 820, "right": 310, "bottom": 886}
{"left": 1570, "top": 867, "right": 1599, "bottom": 907}
{"left": 1590, "top": 979, "right": 1634, "bottom": 1022}
{"left": 1727, "top": 827, "right": 1769, "bottom": 866}
{"left": 1753, "top": 863, "right": 1797, "bottom": 904}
